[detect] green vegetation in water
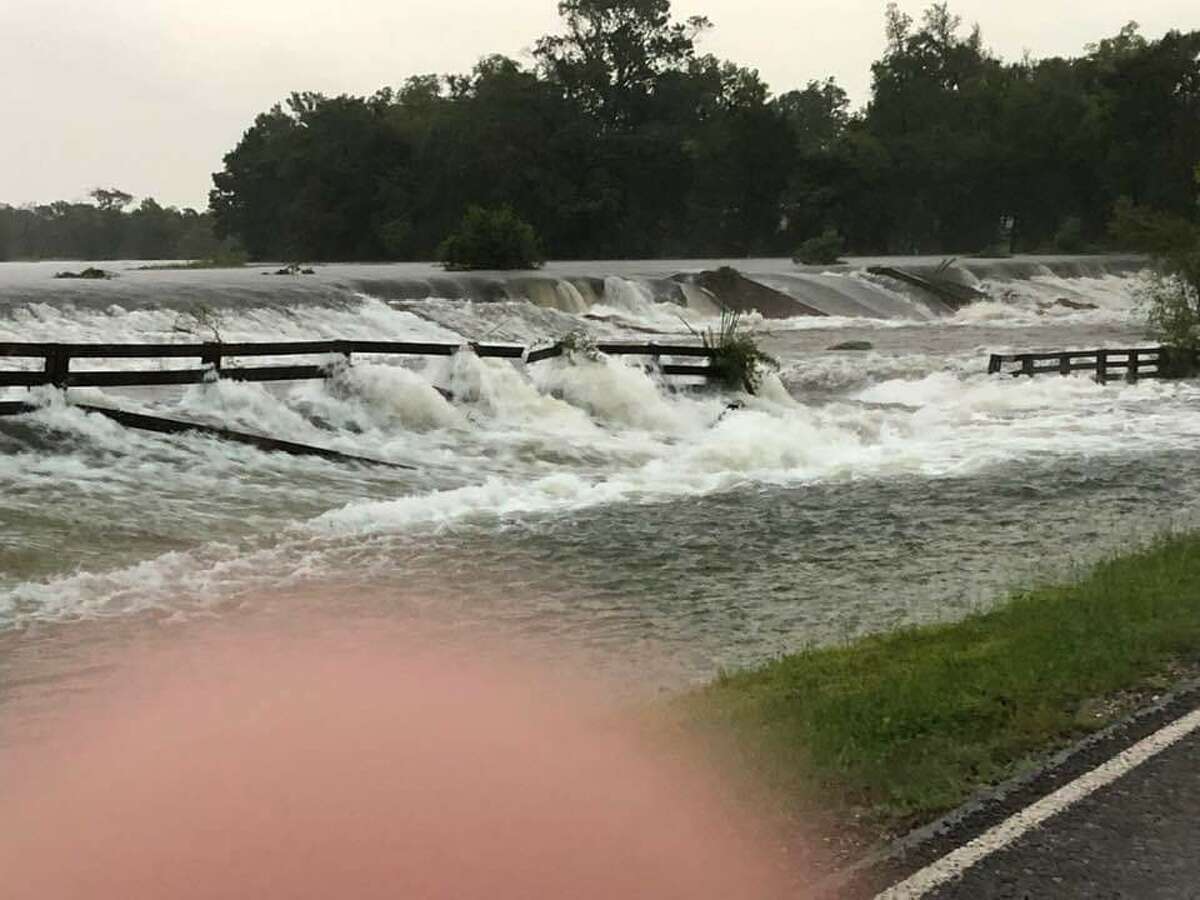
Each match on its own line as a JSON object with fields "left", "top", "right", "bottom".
{"left": 1111, "top": 172, "right": 1200, "bottom": 369}
{"left": 172, "top": 304, "right": 227, "bottom": 343}
{"left": 686, "top": 307, "right": 778, "bottom": 394}
{"left": 558, "top": 330, "right": 602, "bottom": 362}
{"left": 793, "top": 228, "right": 845, "bottom": 266}
{"left": 677, "top": 533, "right": 1200, "bottom": 835}
{"left": 438, "top": 206, "right": 543, "bottom": 271}
{"left": 136, "top": 245, "right": 250, "bottom": 271}
{"left": 137, "top": 259, "right": 242, "bottom": 271}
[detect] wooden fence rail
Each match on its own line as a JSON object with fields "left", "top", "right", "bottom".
{"left": 987, "top": 346, "right": 1196, "bottom": 383}
{"left": 0, "top": 339, "right": 718, "bottom": 390}
{"left": 0, "top": 399, "right": 412, "bottom": 468}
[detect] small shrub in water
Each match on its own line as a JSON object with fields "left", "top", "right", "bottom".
{"left": 793, "top": 228, "right": 844, "bottom": 266}
{"left": 438, "top": 206, "right": 543, "bottom": 271}
{"left": 559, "top": 330, "right": 602, "bottom": 362}
{"left": 1140, "top": 273, "right": 1200, "bottom": 357}
{"left": 172, "top": 304, "right": 226, "bottom": 343}
{"left": 1113, "top": 191, "right": 1200, "bottom": 363}
{"left": 134, "top": 241, "right": 250, "bottom": 271}
{"left": 688, "top": 308, "right": 779, "bottom": 394}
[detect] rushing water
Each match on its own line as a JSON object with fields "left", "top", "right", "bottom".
{"left": 2, "top": 254, "right": 1193, "bottom": 687}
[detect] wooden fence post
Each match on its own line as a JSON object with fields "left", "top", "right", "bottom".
{"left": 44, "top": 344, "right": 69, "bottom": 388}
{"left": 200, "top": 342, "right": 222, "bottom": 378}
{"left": 1126, "top": 350, "right": 1140, "bottom": 383}
{"left": 1059, "top": 355, "right": 1071, "bottom": 375}
{"left": 1021, "top": 357, "right": 1034, "bottom": 377}
{"left": 987, "top": 354, "right": 1002, "bottom": 375}
{"left": 1096, "top": 350, "right": 1108, "bottom": 385}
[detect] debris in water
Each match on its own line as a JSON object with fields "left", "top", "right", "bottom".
{"left": 826, "top": 340, "right": 874, "bottom": 351}
{"left": 53, "top": 267, "right": 114, "bottom": 280}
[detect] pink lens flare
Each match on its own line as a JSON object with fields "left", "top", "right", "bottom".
{"left": 0, "top": 626, "right": 800, "bottom": 899}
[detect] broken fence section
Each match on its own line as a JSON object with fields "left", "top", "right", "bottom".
{"left": 0, "top": 400, "right": 413, "bottom": 469}
{"left": 987, "top": 346, "right": 1199, "bottom": 383}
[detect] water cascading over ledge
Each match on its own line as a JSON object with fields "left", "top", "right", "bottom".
{"left": 0, "top": 255, "right": 1148, "bottom": 323}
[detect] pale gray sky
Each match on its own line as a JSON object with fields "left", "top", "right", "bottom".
{"left": 2, "top": 0, "right": 1197, "bottom": 210}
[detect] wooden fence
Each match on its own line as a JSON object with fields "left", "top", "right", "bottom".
{"left": 0, "top": 339, "right": 717, "bottom": 390}
{"left": 987, "top": 347, "right": 1193, "bottom": 383}
{"left": 0, "top": 339, "right": 720, "bottom": 467}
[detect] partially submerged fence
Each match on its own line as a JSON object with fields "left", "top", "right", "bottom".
{"left": 987, "top": 346, "right": 1195, "bottom": 382}
{"left": 0, "top": 338, "right": 717, "bottom": 390}
{"left": 0, "top": 338, "right": 719, "bottom": 468}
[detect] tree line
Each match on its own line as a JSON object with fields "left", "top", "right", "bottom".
{"left": 0, "top": 189, "right": 226, "bottom": 262}
{"left": 5, "top": 1, "right": 1198, "bottom": 263}
{"left": 208, "top": 1, "right": 1199, "bottom": 262}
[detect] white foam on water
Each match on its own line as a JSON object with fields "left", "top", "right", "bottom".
{"left": 529, "top": 355, "right": 702, "bottom": 433}
{"left": 0, "top": 295, "right": 459, "bottom": 349}
{"left": 391, "top": 297, "right": 639, "bottom": 344}
{"left": 442, "top": 352, "right": 596, "bottom": 431}
{"left": 781, "top": 351, "right": 987, "bottom": 395}
{"left": 175, "top": 378, "right": 319, "bottom": 439}
{"left": 293, "top": 363, "right": 466, "bottom": 433}
{"left": 586, "top": 276, "right": 708, "bottom": 331}
{"left": 953, "top": 274, "right": 1141, "bottom": 328}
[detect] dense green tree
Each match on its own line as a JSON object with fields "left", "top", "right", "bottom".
{"left": 863, "top": 3, "right": 1011, "bottom": 251}
{"left": 533, "top": 0, "right": 710, "bottom": 128}
{"left": 89, "top": 188, "right": 133, "bottom": 212}
{"left": 209, "top": 92, "right": 412, "bottom": 260}
{"left": 438, "top": 205, "right": 544, "bottom": 269}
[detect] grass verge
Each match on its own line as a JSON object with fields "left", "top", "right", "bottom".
{"left": 677, "top": 533, "right": 1200, "bottom": 838}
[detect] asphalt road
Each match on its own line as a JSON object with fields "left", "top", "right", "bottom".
{"left": 927, "top": 726, "right": 1200, "bottom": 899}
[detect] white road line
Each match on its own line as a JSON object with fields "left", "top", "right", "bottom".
{"left": 875, "top": 705, "right": 1200, "bottom": 899}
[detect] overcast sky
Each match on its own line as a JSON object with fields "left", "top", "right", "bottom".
{"left": 2, "top": 0, "right": 1197, "bottom": 210}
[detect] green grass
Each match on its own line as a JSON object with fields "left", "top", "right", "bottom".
{"left": 678, "top": 534, "right": 1200, "bottom": 834}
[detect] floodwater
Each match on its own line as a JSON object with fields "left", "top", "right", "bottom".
{"left": 1, "top": 254, "right": 1189, "bottom": 690}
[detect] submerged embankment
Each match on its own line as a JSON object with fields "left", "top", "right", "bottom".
{"left": 1, "top": 254, "right": 1190, "bottom": 685}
